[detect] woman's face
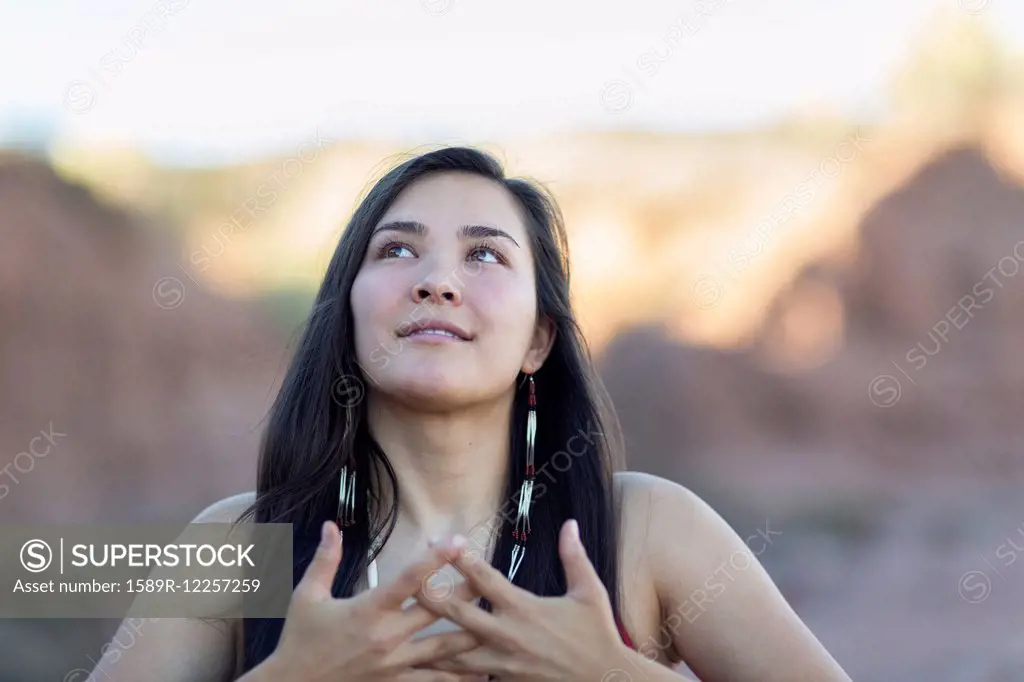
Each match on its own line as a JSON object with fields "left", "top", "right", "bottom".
{"left": 350, "top": 171, "right": 554, "bottom": 409}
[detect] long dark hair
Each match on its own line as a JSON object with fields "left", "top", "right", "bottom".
{"left": 240, "top": 145, "right": 627, "bottom": 668}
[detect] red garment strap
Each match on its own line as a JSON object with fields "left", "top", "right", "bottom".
{"left": 615, "top": 616, "right": 637, "bottom": 650}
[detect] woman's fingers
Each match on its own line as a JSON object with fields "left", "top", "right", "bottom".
{"left": 294, "top": 520, "right": 343, "bottom": 600}
{"left": 414, "top": 580, "right": 507, "bottom": 642}
{"left": 558, "top": 519, "right": 608, "bottom": 603}
{"left": 389, "top": 629, "right": 479, "bottom": 668}
{"left": 394, "top": 577, "right": 478, "bottom": 640}
{"left": 392, "top": 668, "right": 473, "bottom": 682}
{"left": 371, "top": 540, "right": 466, "bottom": 611}
{"left": 449, "top": 546, "right": 522, "bottom": 610}
{"left": 358, "top": 543, "right": 483, "bottom": 648}
{"left": 424, "top": 647, "right": 506, "bottom": 676}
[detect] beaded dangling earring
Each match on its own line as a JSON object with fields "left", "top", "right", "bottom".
{"left": 337, "top": 463, "right": 356, "bottom": 531}
{"left": 337, "top": 461, "right": 381, "bottom": 590}
{"left": 508, "top": 374, "right": 537, "bottom": 583}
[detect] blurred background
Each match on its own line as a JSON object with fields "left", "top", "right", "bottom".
{"left": 2, "top": 0, "right": 1024, "bottom": 680}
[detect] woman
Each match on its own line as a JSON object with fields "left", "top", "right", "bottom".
{"left": 94, "top": 146, "right": 851, "bottom": 681}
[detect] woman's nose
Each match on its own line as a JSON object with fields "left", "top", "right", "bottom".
{"left": 411, "top": 273, "right": 462, "bottom": 306}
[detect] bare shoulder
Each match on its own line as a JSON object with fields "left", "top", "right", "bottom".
{"left": 88, "top": 491, "right": 261, "bottom": 682}
{"left": 613, "top": 470, "right": 702, "bottom": 534}
{"left": 193, "top": 491, "right": 257, "bottom": 524}
{"left": 611, "top": 471, "right": 701, "bottom": 664}
{"left": 612, "top": 471, "right": 711, "bottom": 596}
{"left": 613, "top": 469, "right": 693, "bottom": 505}
{"left": 614, "top": 471, "right": 852, "bottom": 681}
{"left": 614, "top": 470, "right": 764, "bottom": 595}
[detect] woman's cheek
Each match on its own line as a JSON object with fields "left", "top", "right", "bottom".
{"left": 350, "top": 275, "right": 399, "bottom": 363}
{"left": 480, "top": 294, "right": 539, "bottom": 357}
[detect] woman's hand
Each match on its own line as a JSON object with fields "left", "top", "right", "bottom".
{"left": 259, "top": 520, "right": 482, "bottom": 682}
{"left": 414, "top": 519, "right": 631, "bottom": 682}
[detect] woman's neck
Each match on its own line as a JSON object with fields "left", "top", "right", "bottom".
{"left": 366, "top": 392, "right": 513, "bottom": 544}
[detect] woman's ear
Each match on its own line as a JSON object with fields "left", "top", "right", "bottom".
{"left": 522, "top": 315, "right": 557, "bottom": 374}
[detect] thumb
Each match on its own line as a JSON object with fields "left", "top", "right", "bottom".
{"left": 299, "top": 520, "right": 343, "bottom": 598}
{"left": 559, "top": 519, "right": 603, "bottom": 601}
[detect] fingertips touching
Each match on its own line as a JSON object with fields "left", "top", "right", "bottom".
{"left": 427, "top": 534, "right": 468, "bottom": 562}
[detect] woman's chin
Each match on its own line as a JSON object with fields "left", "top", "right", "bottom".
{"left": 377, "top": 372, "right": 477, "bottom": 410}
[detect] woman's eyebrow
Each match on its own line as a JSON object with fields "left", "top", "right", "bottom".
{"left": 458, "top": 224, "right": 520, "bottom": 248}
{"left": 373, "top": 220, "right": 520, "bottom": 248}
{"left": 372, "top": 220, "right": 426, "bottom": 237}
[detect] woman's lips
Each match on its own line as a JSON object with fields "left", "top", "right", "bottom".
{"left": 396, "top": 319, "right": 473, "bottom": 341}
{"left": 402, "top": 328, "right": 468, "bottom": 343}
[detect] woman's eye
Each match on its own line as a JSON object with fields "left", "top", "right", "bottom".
{"left": 468, "top": 247, "right": 502, "bottom": 264}
{"left": 379, "top": 242, "right": 415, "bottom": 259}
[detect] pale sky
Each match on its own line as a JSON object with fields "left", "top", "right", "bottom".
{"left": 2, "top": 0, "right": 1022, "bottom": 166}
